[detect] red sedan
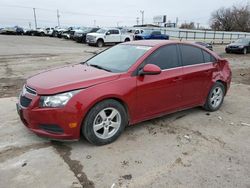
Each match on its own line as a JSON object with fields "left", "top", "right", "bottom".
{"left": 17, "top": 40, "right": 232, "bottom": 145}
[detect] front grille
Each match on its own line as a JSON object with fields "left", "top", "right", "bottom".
{"left": 229, "top": 46, "right": 239, "bottom": 49}
{"left": 39, "top": 124, "right": 64, "bottom": 134}
{"left": 20, "top": 96, "right": 32, "bottom": 107}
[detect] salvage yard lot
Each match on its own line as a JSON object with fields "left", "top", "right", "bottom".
{"left": 0, "top": 35, "right": 250, "bottom": 188}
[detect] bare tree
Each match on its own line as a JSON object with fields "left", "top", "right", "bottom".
{"left": 180, "top": 22, "right": 196, "bottom": 29}
{"left": 210, "top": 4, "right": 250, "bottom": 32}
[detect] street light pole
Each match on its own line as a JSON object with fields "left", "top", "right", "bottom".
{"left": 57, "top": 9, "right": 60, "bottom": 27}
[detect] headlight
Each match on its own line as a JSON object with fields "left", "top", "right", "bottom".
{"left": 238, "top": 45, "right": 244, "bottom": 48}
{"left": 40, "top": 90, "right": 80, "bottom": 108}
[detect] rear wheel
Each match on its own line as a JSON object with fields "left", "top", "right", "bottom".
{"left": 203, "top": 82, "right": 225, "bottom": 111}
{"left": 82, "top": 99, "right": 127, "bottom": 145}
{"left": 124, "top": 38, "right": 130, "bottom": 42}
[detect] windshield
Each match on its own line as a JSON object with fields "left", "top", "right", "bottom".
{"left": 96, "top": 29, "right": 107, "bottom": 34}
{"left": 86, "top": 45, "right": 151, "bottom": 72}
{"left": 234, "top": 38, "right": 249, "bottom": 44}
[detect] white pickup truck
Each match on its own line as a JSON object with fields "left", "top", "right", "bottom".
{"left": 86, "top": 28, "right": 133, "bottom": 47}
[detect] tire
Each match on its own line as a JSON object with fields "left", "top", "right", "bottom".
{"left": 40, "top": 32, "right": 45, "bottom": 36}
{"left": 124, "top": 38, "right": 130, "bottom": 42}
{"left": 31, "top": 32, "right": 35, "bottom": 36}
{"left": 82, "top": 99, "right": 127, "bottom": 145}
{"left": 203, "top": 82, "right": 225, "bottom": 112}
{"left": 96, "top": 39, "right": 104, "bottom": 47}
{"left": 243, "top": 48, "right": 247, "bottom": 55}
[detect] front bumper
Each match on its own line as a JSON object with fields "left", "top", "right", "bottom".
{"left": 16, "top": 94, "right": 82, "bottom": 140}
{"left": 226, "top": 47, "right": 244, "bottom": 53}
{"left": 86, "top": 37, "right": 97, "bottom": 44}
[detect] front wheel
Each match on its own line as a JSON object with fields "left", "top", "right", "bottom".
{"left": 82, "top": 99, "right": 127, "bottom": 145}
{"left": 96, "top": 39, "right": 104, "bottom": 47}
{"left": 203, "top": 82, "right": 225, "bottom": 111}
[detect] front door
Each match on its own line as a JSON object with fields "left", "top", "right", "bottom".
{"left": 135, "top": 44, "right": 183, "bottom": 121}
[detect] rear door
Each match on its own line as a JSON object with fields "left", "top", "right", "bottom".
{"left": 105, "top": 29, "right": 120, "bottom": 43}
{"left": 151, "top": 31, "right": 162, "bottom": 39}
{"left": 179, "top": 44, "right": 216, "bottom": 107}
{"left": 135, "top": 44, "right": 183, "bottom": 120}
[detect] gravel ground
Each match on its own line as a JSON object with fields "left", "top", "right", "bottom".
{"left": 0, "top": 35, "right": 249, "bottom": 188}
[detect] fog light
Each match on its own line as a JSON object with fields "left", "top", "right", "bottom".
{"left": 69, "top": 122, "right": 77, "bottom": 128}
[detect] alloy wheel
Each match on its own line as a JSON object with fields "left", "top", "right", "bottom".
{"left": 93, "top": 107, "right": 121, "bottom": 139}
{"left": 210, "top": 86, "right": 223, "bottom": 109}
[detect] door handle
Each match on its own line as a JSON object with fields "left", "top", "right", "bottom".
{"left": 173, "top": 77, "right": 182, "bottom": 82}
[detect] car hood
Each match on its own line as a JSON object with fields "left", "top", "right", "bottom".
{"left": 27, "top": 64, "right": 120, "bottom": 95}
{"left": 87, "top": 33, "right": 104, "bottom": 37}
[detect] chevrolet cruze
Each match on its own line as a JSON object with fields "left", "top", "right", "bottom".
{"left": 17, "top": 40, "right": 232, "bottom": 145}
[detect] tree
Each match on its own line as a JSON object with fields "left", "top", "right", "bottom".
{"left": 180, "top": 22, "right": 195, "bottom": 29}
{"left": 210, "top": 4, "right": 250, "bottom": 32}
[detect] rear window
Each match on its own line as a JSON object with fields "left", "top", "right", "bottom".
{"left": 202, "top": 50, "right": 217, "bottom": 63}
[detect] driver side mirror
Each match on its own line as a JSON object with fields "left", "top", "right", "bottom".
{"left": 139, "top": 64, "right": 161, "bottom": 76}
{"left": 106, "top": 31, "right": 111, "bottom": 35}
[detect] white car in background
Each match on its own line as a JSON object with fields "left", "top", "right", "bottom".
{"left": 86, "top": 28, "right": 133, "bottom": 47}
{"left": 45, "top": 27, "right": 54, "bottom": 36}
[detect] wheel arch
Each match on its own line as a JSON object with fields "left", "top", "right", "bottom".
{"left": 80, "top": 96, "right": 131, "bottom": 132}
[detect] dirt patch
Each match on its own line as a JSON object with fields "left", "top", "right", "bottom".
{"left": 232, "top": 67, "right": 250, "bottom": 85}
{"left": 52, "top": 141, "right": 94, "bottom": 188}
{"left": 0, "top": 142, "right": 51, "bottom": 163}
{"left": 0, "top": 77, "right": 25, "bottom": 97}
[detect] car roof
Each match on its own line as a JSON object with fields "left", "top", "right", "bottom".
{"left": 123, "top": 40, "right": 221, "bottom": 59}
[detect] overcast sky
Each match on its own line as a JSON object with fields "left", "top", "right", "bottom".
{"left": 0, "top": 0, "right": 249, "bottom": 28}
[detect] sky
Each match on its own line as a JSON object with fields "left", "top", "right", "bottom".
{"left": 0, "top": 0, "right": 249, "bottom": 29}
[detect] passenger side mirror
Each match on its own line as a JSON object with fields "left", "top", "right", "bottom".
{"left": 106, "top": 31, "right": 111, "bottom": 35}
{"left": 139, "top": 64, "right": 161, "bottom": 76}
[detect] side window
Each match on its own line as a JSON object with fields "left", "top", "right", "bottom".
{"left": 152, "top": 31, "right": 161, "bottom": 35}
{"left": 144, "top": 45, "right": 180, "bottom": 70}
{"left": 202, "top": 50, "right": 217, "bottom": 63}
{"left": 113, "top": 30, "right": 119, "bottom": 34}
{"left": 203, "top": 50, "right": 211, "bottom": 63}
{"left": 180, "top": 45, "right": 204, "bottom": 66}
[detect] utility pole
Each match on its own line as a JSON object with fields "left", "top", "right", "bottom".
{"left": 94, "top": 20, "right": 96, "bottom": 27}
{"left": 140, "top": 10, "right": 144, "bottom": 25}
{"left": 33, "top": 8, "right": 37, "bottom": 29}
{"left": 136, "top": 17, "right": 139, "bottom": 25}
{"left": 57, "top": 9, "right": 60, "bottom": 27}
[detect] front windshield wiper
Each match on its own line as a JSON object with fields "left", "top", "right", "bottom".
{"left": 89, "top": 64, "right": 112, "bottom": 72}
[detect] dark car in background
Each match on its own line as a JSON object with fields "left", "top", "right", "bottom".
{"left": 74, "top": 27, "right": 99, "bottom": 43}
{"left": 226, "top": 38, "right": 250, "bottom": 54}
{"left": 135, "top": 30, "right": 169, "bottom": 40}
{"left": 195, "top": 42, "right": 213, "bottom": 51}
{"left": 26, "top": 28, "right": 46, "bottom": 36}
{"left": 0, "top": 26, "right": 24, "bottom": 35}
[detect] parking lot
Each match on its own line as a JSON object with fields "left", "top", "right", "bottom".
{"left": 0, "top": 35, "right": 250, "bottom": 188}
